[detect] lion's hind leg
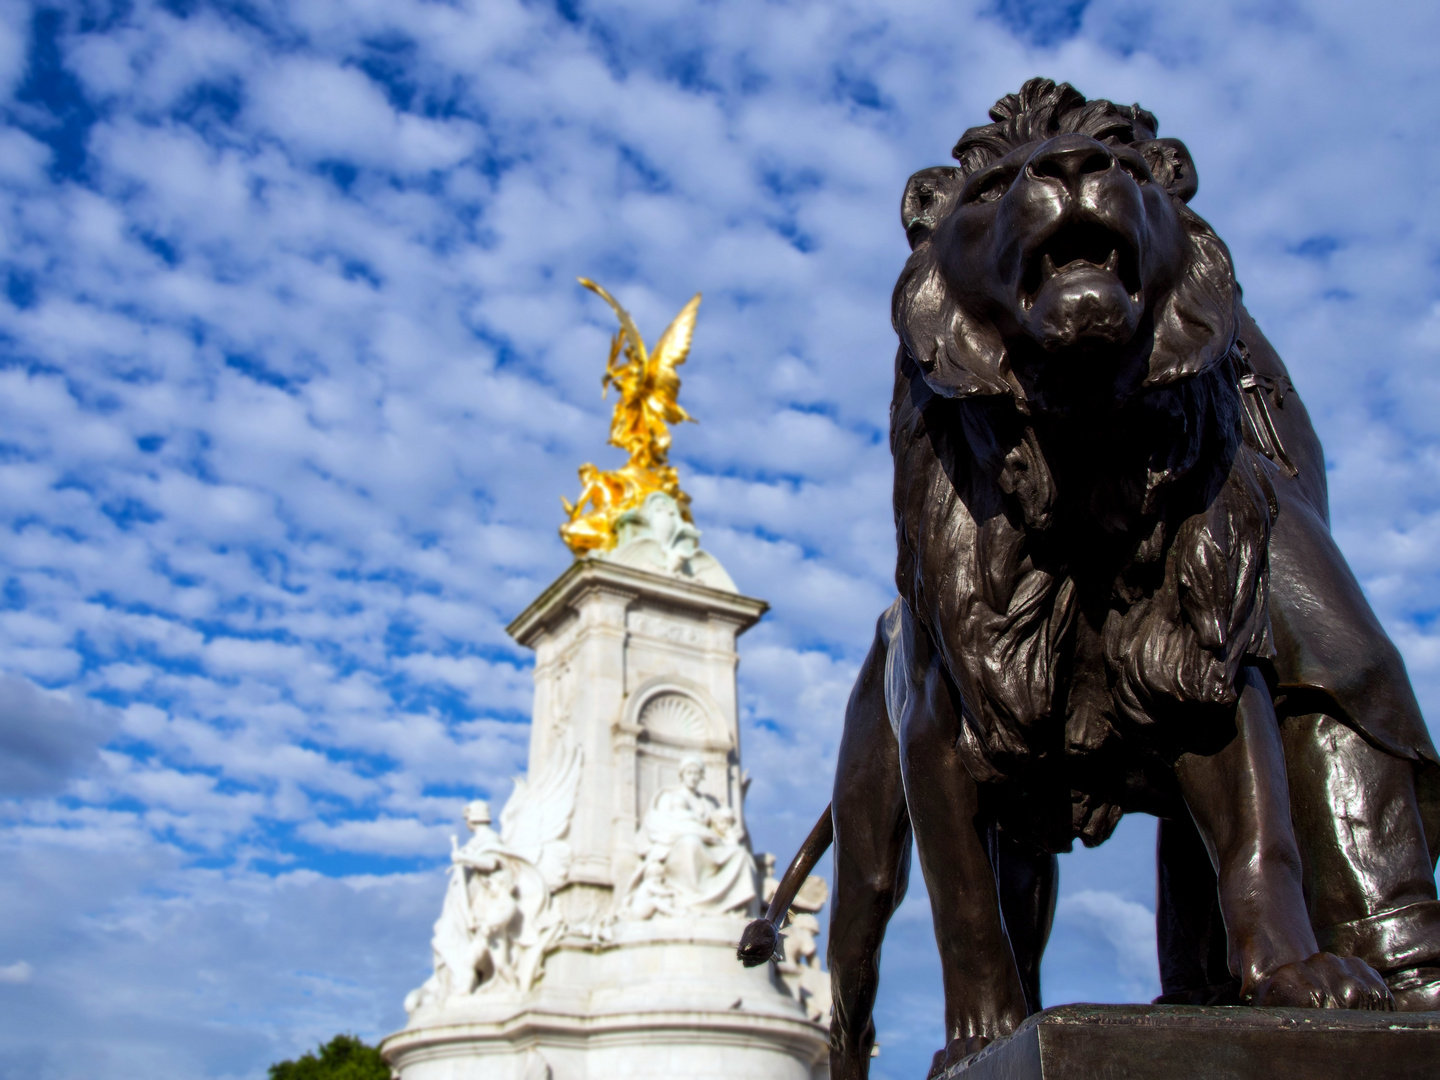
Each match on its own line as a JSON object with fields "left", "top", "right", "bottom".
{"left": 892, "top": 607, "right": 1027, "bottom": 1075}
{"left": 1156, "top": 810, "right": 1239, "bottom": 1005}
{"left": 829, "top": 607, "right": 913, "bottom": 1080}
{"left": 990, "top": 826, "right": 1058, "bottom": 1016}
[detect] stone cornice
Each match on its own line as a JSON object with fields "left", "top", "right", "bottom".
{"left": 506, "top": 558, "right": 768, "bottom": 648}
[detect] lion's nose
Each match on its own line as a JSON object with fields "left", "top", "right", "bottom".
{"left": 1025, "top": 135, "right": 1114, "bottom": 192}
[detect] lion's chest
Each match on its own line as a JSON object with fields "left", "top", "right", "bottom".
{"left": 903, "top": 429, "right": 1275, "bottom": 847}
{"left": 941, "top": 582, "right": 1196, "bottom": 851}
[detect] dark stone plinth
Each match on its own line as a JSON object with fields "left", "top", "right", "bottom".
{"left": 939, "top": 1005, "right": 1440, "bottom": 1080}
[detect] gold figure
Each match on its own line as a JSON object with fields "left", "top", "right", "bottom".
{"left": 560, "top": 279, "right": 700, "bottom": 556}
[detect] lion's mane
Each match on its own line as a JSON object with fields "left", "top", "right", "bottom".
{"left": 891, "top": 81, "right": 1278, "bottom": 849}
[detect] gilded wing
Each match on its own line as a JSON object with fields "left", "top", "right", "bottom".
{"left": 650, "top": 293, "right": 700, "bottom": 377}
{"left": 646, "top": 293, "right": 701, "bottom": 426}
{"left": 578, "top": 278, "right": 648, "bottom": 382}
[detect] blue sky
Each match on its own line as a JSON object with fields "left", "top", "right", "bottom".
{"left": 0, "top": 1, "right": 1438, "bottom": 1077}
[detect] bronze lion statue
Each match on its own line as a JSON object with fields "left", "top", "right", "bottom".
{"left": 739, "top": 79, "right": 1440, "bottom": 1079}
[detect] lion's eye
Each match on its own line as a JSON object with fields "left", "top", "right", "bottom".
{"left": 966, "top": 170, "right": 1013, "bottom": 204}
{"left": 1117, "top": 154, "right": 1151, "bottom": 184}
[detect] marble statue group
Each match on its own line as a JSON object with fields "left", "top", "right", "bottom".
{"left": 405, "top": 736, "right": 582, "bottom": 1010}
{"left": 403, "top": 540, "right": 764, "bottom": 1021}
{"left": 622, "top": 755, "right": 757, "bottom": 921}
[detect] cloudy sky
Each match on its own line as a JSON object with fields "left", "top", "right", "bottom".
{"left": 0, "top": 1, "right": 1437, "bottom": 1077}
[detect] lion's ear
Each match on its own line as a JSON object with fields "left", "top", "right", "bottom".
{"left": 1139, "top": 138, "right": 1199, "bottom": 203}
{"left": 901, "top": 167, "right": 964, "bottom": 249}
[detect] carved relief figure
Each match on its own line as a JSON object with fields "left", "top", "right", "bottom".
{"left": 740, "top": 79, "right": 1440, "bottom": 1079}
{"left": 760, "top": 855, "right": 833, "bottom": 1024}
{"left": 405, "top": 738, "right": 583, "bottom": 1013}
{"left": 622, "top": 857, "right": 681, "bottom": 921}
{"left": 622, "top": 755, "right": 758, "bottom": 919}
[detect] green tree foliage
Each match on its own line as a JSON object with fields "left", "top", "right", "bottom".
{"left": 268, "top": 1034, "right": 390, "bottom": 1080}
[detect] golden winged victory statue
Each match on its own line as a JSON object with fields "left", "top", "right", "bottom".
{"left": 560, "top": 279, "right": 701, "bottom": 556}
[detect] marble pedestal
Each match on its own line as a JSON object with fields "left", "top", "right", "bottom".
{"left": 385, "top": 918, "right": 826, "bottom": 1080}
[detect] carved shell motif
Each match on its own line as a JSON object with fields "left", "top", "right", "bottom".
{"left": 638, "top": 692, "right": 708, "bottom": 742}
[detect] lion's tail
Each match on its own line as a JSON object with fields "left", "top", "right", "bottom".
{"left": 736, "top": 803, "right": 835, "bottom": 967}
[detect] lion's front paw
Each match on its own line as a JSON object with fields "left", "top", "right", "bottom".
{"left": 1250, "top": 953, "right": 1394, "bottom": 1010}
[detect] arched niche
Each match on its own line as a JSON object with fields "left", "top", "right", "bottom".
{"left": 623, "top": 675, "right": 737, "bottom": 822}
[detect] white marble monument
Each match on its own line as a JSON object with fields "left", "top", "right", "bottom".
{"left": 382, "top": 494, "right": 831, "bottom": 1080}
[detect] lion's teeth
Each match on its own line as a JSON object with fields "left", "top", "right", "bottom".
{"left": 1104, "top": 249, "right": 1120, "bottom": 272}
{"left": 1041, "top": 253, "right": 1057, "bottom": 281}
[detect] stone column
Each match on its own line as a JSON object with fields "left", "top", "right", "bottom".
{"left": 507, "top": 558, "right": 767, "bottom": 892}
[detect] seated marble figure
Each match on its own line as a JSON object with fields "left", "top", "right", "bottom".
{"left": 622, "top": 756, "right": 757, "bottom": 919}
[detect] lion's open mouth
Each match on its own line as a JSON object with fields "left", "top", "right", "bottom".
{"left": 1020, "top": 222, "right": 1141, "bottom": 306}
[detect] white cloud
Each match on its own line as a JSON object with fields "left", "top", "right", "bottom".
{"left": 247, "top": 57, "right": 474, "bottom": 173}
{"left": 1056, "top": 889, "right": 1160, "bottom": 988}
{"left": 0, "top": 959, "right": 32, "bottom": 984}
